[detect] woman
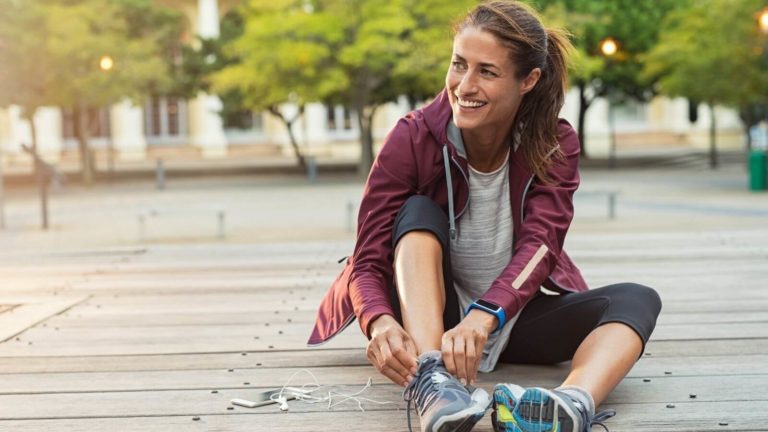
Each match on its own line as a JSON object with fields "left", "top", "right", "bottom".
{"left": 309, "top": 2, "right": 662, "bottom": 432}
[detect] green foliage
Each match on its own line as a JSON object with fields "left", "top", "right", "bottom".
{"left": 212, "top": 0, "right": 347, "bottom": 110}
{"left": 644, "top": 0, "right": 768, "bottom": 108}
{"left": 0, "top": 0, "right": 183, "bottom": 110}
{"left": 0, "top": 0, "right": 184, "bottom": 183}
{"left": 214, "top": 0, "right": 474, "bottom": 172}
{"left": 537, "top": 0, "right": 681, "bottom": 102}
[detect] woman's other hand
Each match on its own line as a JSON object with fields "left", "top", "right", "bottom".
{"left": 366, "top": 314, "right": 419, "bottom": 387}
{"left": 441, "top": 309, "right": 496, "bottom": 386}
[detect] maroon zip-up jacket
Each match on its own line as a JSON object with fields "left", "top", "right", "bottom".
{"left": 308, "top": 89, "right": 588, "bottom": 346}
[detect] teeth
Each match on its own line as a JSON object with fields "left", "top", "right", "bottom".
{"left": 457, "top": 97, "right": 486, "bottom": 108}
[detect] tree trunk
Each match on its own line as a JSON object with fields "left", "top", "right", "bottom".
{"left": 74, "top": 104, "right": 94, "bottom": 185}
{"left": 577, "top": 84, "right": 591, "bottom": 158}
{"left": 355, "top": 103, "right": 378, "bottom": 177}
{"left": 22, "top": 108, "right": 39, "bottom": 178}
{"left": 708, "top": 103, "right": 718, "bottom": 169}
{"left": 268, "top": 106, "right": 306, "bottom": 169}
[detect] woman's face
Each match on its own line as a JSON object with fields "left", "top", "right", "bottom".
{"left": 446, "top": 27, "right": 539, "bottom": 134}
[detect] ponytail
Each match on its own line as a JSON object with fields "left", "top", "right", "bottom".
{"left": 516, "top": 27, "right": 573, "bottom": 183}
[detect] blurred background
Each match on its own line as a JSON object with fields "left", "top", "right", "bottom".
{"left": 0, "top": 0, "right": 767, "bottom": 246}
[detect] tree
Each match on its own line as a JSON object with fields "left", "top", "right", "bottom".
{"left": 0, "top": 0, "right": 183, "bottom": 184}
{"left": 537, "top": 0, "right": 681, "bottom": 157}
{"left": 212, "top": 1, "right": 346, "bottom": 169}
{"left": 644, "top": 0, "right": 768, "bottom": 168}
{"left": 215, "top": 0, "right": 474, "bottom": 175}
{"left": 0, "top": 0, "right": 58, "bottom": 175}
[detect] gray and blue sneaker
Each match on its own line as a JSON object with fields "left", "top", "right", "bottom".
{"left": 492, "top": 386, "right": 616, "bottom": 432}
{"left": 404, "top": 351, "right": 491, "bottom": 432}
{"left": 491, "top": 383, "right": 525, "bottom": 431}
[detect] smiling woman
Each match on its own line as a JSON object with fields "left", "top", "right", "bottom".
{"left": 308, "top": 2, "right": 661, "bottom": 432}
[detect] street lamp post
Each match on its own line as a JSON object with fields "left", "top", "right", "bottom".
{"left": 600, "top": 37, "right": 619, "bottom": 169}
{"left": 99, "top": 55, "right": 115, "bottom": 178}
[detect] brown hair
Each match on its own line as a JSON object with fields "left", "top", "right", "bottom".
{"left": 454, "top": 1, "right": 573, "bottom": 182}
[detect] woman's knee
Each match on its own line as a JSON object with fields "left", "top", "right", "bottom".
{"left": 395, "top": 230, "right": 442, "bottom": 257}
{"left": 392, "top": 195, "right": 450, "bottom": 251}
{"left": 620, "top": 283, "right": 662, "bottom": 317}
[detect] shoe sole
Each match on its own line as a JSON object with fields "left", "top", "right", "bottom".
{"left": 432, "top": 388, "right": 491, "bottom": 432}
{"left": 509, "top": 388, "right": 579, "bottom": 432}
{"left": 492, "top": 384, "right": 523, "bottom": 432}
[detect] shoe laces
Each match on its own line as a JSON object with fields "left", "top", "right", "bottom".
{"left": 403, "top": 356, "right": 445, "bottom": 432}
{"left": 568, "top": 396, "right": 616, "bottom": 432}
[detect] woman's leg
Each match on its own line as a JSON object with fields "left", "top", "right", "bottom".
{"left": 389, "top": 195, "right": 461, "bottom": 354}
{"left": 493, "top": 284, "right": 661, "bottom": 431}
{"left": 394, "top": 230, "right": 446, "bottom": 353}
{"left": 560, "top": 322, "right": 642, "bottom": 406}
{"left": 499, "top": 283, "right": 662, "bottom": 404}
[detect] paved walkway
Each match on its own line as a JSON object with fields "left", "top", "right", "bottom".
{"left": 0, "top": 163, "right": 766, "bottom": 431}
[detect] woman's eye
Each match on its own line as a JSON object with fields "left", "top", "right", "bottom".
{"left": 481, "top": 69, "right": 497, "bottom": 77}
{"left": 452, "top": 61, "right": 466, "bottom": 71}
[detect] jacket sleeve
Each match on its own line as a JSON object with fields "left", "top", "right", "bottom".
{"left": 482, "top": 120, "right": 580, "bottom": 320}
{"left": 349, "top": 119, "right": 419, "bottom": 338}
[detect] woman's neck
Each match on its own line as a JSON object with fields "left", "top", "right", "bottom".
{"left": 462, "top": 127, "right": 513, "bottom": 173}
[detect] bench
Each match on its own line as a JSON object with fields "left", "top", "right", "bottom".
{"left": 137, "top": 207, "right": 226, "bottom": 240}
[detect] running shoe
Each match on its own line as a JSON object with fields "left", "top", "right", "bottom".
{"left": 404, "top": 351, "right": 491, "bottom": 432}
{"left": 492, "top": 386, "right": 616, "bottom": 432}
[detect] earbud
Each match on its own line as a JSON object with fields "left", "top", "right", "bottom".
{"left": 277, "top": 396, "right": 289, "bottom": 411}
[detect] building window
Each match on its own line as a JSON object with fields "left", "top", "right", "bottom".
{"left": 327, "top": 104, "right": 337, "bottom": 130}
{"left": 144, "top": 96, "right": 187, "bottom": 143}
{"left": 223, "top": 110, "right": 263, "bottom": 131}
{"left": 326, "top": 105, "right": 354, "bottom": 132}
{"left": 61, "top": 107, "right": 111, "bottom": 139}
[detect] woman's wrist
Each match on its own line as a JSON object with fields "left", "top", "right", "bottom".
{"left": 465, "top": 309, "right": 498, "bottom": 333}
{"left": 369, "top": 313, "right": 397, "bottom": 336}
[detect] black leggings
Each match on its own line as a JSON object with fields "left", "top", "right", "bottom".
{"left": 389, "top": 195, "right": 662, "bottom": 364}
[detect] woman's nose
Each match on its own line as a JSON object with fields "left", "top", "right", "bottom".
{"left": 457, "top": 72, "right": 477, "bottom": 95}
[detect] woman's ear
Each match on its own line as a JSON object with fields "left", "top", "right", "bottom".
{"left": 520, "top": 68, "right": 541, "bottom": 95}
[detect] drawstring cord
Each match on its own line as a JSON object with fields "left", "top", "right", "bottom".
{"left": 442, "top": 145, "right": 457, "bottom": 241}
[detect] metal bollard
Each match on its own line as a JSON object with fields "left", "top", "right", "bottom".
{"left": 156, "top": 159, "right": 165, "bottom": 190}
{"left": 346, "top": 200, "right": 355, "bottom": 233}
{"left": 306, "top": 156, "right": 317, "bottom": 184}
{"left": 608, "top": 193, "right": 616, "bottom": 219}
{"left": 217, "top": 211, "right": 226, "bottom": 239}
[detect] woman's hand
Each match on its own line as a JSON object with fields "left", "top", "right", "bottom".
{"left": 366, "top": 314, "right": 419, "bottom": 387}
{"left": 441, "top": 309, "right": 496, "bottom": 386}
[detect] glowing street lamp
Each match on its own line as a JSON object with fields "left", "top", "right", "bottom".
{"left": 99, "top": 55, "right": 114, "bottom": 72}
{"left": 600, "top": 37, "right": 618, "bottom": 57}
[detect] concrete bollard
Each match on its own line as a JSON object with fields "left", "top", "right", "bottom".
{"left": 306, "top": 156, "right": 317, "bottom": 184}
{"left": 346, "top": 200, "right": 355, "bottom": 234}
{"left": 156, "top": 159, "right": 165, "bottom": 190}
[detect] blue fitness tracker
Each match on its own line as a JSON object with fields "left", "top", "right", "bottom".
{"left": 466, "top": 299, "right": 506, "bottom": 334}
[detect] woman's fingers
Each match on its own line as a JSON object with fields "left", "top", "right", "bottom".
{"left": 441, "top": 337, "right": 456, "bottom": 376}
{"left": 380, "top": 340, "right": 414, "bottom": 384}
{"left": 465, "top": 338, "right": 478, "bottom": 385}
{"left": 442, "top": 329, "right": 486, "bottom": 385}
{"left": 472, "top": 336, "right": 485, "bottom": 384}
{"left": 453, "top": 337, "right": 467, "bottom": 384}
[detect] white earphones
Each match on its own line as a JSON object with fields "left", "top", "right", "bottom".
{"left": 277, "top": 396, "right": 289, "bottom": 411}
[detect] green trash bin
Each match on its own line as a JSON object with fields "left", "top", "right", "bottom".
{"left": 749, "top": 150, "right": 767, "bottom": 191}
